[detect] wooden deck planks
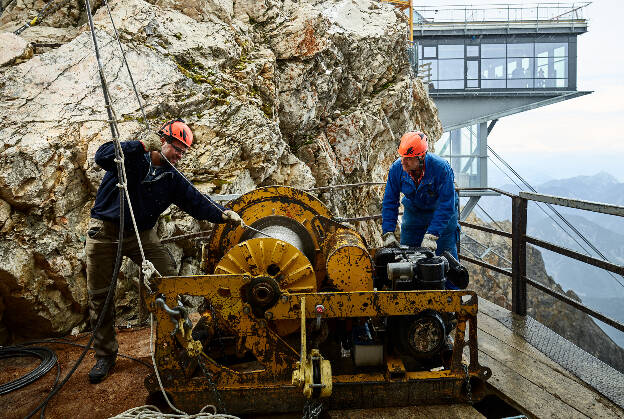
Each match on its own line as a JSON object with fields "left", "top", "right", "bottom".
{"left": 476, "top": 299, "right": 624, "bottom": 418}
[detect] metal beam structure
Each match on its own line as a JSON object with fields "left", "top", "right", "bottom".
{"left": 460, "top": 196, "right": 480, "bottom": 221}
{"left": 413, "top": 3, "right": 590, "bottom": 36}
{"left": 432, "top": 90, "right": 591, "bottom": 132}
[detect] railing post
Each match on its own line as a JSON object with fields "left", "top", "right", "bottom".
{"left": 512, "top": 195, "right": 528, "bottom": 315}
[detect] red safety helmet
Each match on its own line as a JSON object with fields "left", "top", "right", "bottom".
{"left": 398, "top": 131, "right": 428, "bottom": 158}
{"left": 158, "top": 119, "right": 193, "bottom": 148}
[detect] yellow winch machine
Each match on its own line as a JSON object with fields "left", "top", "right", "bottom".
{"left": 144, "top": 186, "right": 491, "bottom": 414}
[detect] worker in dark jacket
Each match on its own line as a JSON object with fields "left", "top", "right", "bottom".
{"left": 381, "top": 131, "right": 460, "bottom": 273}
{"left": 86, "top": 119, "right": 242, "bottom": 383}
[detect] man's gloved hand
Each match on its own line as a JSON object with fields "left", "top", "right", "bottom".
{"left": 141, "top": 132, "right": 162, "bottom": 152}
{"left": 222, "top": 209, "right": 244, "bottom": 227}
{"left": 382, "top": 232, "right": 399, "bottom": 248}
{"left": 421, "top": 233, "right": 438, "bottom": 251}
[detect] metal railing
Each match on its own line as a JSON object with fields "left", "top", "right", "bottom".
{"left": 458, "top": 187, "right": 624, "bottom": 333}
{"left": 414, "top": 2, "right": 590, "bottom": 26}
{"left": 417, "top": 62, "right": 432, "bottom": 84}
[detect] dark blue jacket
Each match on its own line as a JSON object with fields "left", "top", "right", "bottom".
{"left": 382, "top": 153, "right": 457, "bottom": 237}
{"left": 91, "top": 141, "right": 225, "bottom": 231}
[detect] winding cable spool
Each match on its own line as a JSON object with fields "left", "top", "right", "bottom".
{"left": 0, "top": 346, "right": 57, "bottom": 395}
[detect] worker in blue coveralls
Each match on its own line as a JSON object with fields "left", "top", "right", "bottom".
{"left": 381, "top": 131, "right": 460, "bottom": 287}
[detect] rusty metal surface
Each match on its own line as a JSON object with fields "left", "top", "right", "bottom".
{"left": 146, "top": 186, "right": 492, "bottom": 415}
{"left": 204, "top": 186, "right": 332, "bottom": 272}
{"left": 145, "top": 373, "right": 472, "bottom": 415}
{"left": 323, "top": 228, "right": 374, "bottom": 291}
{"left": 214, "top": 238, "right": 316, "bottom": 293}
{"left": 144, "top": 273, "right": 491, "bottom": 413}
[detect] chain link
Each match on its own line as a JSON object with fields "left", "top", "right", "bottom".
{"left": 302, "top": 399, "right": 323, "bottom": 419}
{"left": 198, "top": 359, "right": 227, "bottom": 414}
{"left": 462, "top": 363, "right": 473, "bottom": 403}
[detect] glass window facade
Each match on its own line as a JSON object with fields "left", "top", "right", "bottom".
{"left": 467, "top": 45, "right": 479, "bottom": 57}
{"left": 423, "top": 46, "right": 437, "bottom": 58}
{"left": 417, "top": 37, "right": 571, "bottom": 91}
{"left": 436, "top": 124, "right": 486, "bottom": 188}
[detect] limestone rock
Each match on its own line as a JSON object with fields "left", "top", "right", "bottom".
{"left": 0, "top": 0, "right": 87, "bottom": 32}
{"left": 17, "top": 25, "right": 80, "bottom": 46}
{"left": 0, "top": 0, "right": 441, "bottom": 338}
{"left": 0, "top": 32, "right": 33, "bottom": 66}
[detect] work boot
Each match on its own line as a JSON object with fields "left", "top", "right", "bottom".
{"left": 88, "top": 352, "right": 117, "bottom": 383}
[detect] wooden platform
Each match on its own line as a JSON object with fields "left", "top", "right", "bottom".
{"left": 325, "top": 298, "right": 624, "bottom": 418}
{"left": 475, "top": 298, "right": 624, "bottom": 418}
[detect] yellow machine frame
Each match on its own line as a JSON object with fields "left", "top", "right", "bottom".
{"left": 145, "top": 276, "right": 490, "bottom": 413}
{"left": 144, "top": 186, "right": 491, "bottom": 414}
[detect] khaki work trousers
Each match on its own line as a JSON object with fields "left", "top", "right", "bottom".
{"left": 85, "top": 219, "right": 177, "bottom": 358}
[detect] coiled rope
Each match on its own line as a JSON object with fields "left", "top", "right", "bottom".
{"left": 109, "top": 405, "right": 239, "bottom": 419}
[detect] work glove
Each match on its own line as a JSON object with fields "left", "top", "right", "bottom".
{"left": 382, "top": 232, "right": 399, "bottom": 248}
{"left": 421, "top": 233, "right": 438, "bottom": 252}
{"left": 141, "top": 132, "right": 162, "bottom": 152}
{"left": 222, "top": 209, "right": 244, "bottom": 227}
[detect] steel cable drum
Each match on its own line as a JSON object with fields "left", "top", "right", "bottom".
{"left": 207, "top": 186, "right": 334, "bottom": 336}
{"left": 204, "top": 186, "right": 333, "bottom": 276}
{"left": 0, "top": 346, "right": 57, "bottom": 394}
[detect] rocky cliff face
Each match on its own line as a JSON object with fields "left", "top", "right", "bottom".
{"left": 462, "top": 215, "right": 624, "bottom": 372}
{"left": 0, "top": 0, "right": 441, "bottom": 341}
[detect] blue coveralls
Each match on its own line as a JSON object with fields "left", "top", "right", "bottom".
{"left": 382, "top": 154, "right": 460, "bottom": 286}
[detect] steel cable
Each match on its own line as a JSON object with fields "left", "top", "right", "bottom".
{"left": 487, "top": 147, "right": 624, "bottom": 289}
{"left": 13, "top": 0, "right": 71, "bottom": 35}
{"left": 0, "top": 346, "right": 57, "bottom": 395}
{"left": 23, "top": 0, "right": 127, "bottom": 416}
{"left": 20, "top": 338, "right": 152, "bottom": 368}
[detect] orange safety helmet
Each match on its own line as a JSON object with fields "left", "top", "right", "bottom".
{"left": 398, "top": 131, "right": 428, "bottom": 158}
{"left": 158, "top": 118, "right": 193, "bottom": 148}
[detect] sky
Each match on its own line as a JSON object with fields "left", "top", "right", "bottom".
{"left": 488, "top": 0, "right": 624, "bottom": 184}
{"left": 422, "top": 0, "right": 624, "bottom": 184}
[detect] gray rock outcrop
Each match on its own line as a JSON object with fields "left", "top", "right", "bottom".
{"left": 0, "top": 0, "right": 441, "bottom": 340}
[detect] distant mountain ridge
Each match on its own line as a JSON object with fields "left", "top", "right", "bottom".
{"left": 537, "top": 172, "right": 624, "bottom": 205}
{"left": 481, "top": 171, "right": 624, "bottom": 234}
{"left": 474, "top": 171, "right": 624, "bottom": 345}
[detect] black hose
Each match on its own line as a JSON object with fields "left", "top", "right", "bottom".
{"left": 0, "top": 346, "right": 57, "bottom": 395}
{"left": 21, "top": 338, "right": 152, "bottom": 368}
{"left": 23, "top": 0, "right": 126, "bottom": 415}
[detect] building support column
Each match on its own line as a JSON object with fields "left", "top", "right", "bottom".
{"left": 460, "top": 196, "right": 481, "bottom": 221}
